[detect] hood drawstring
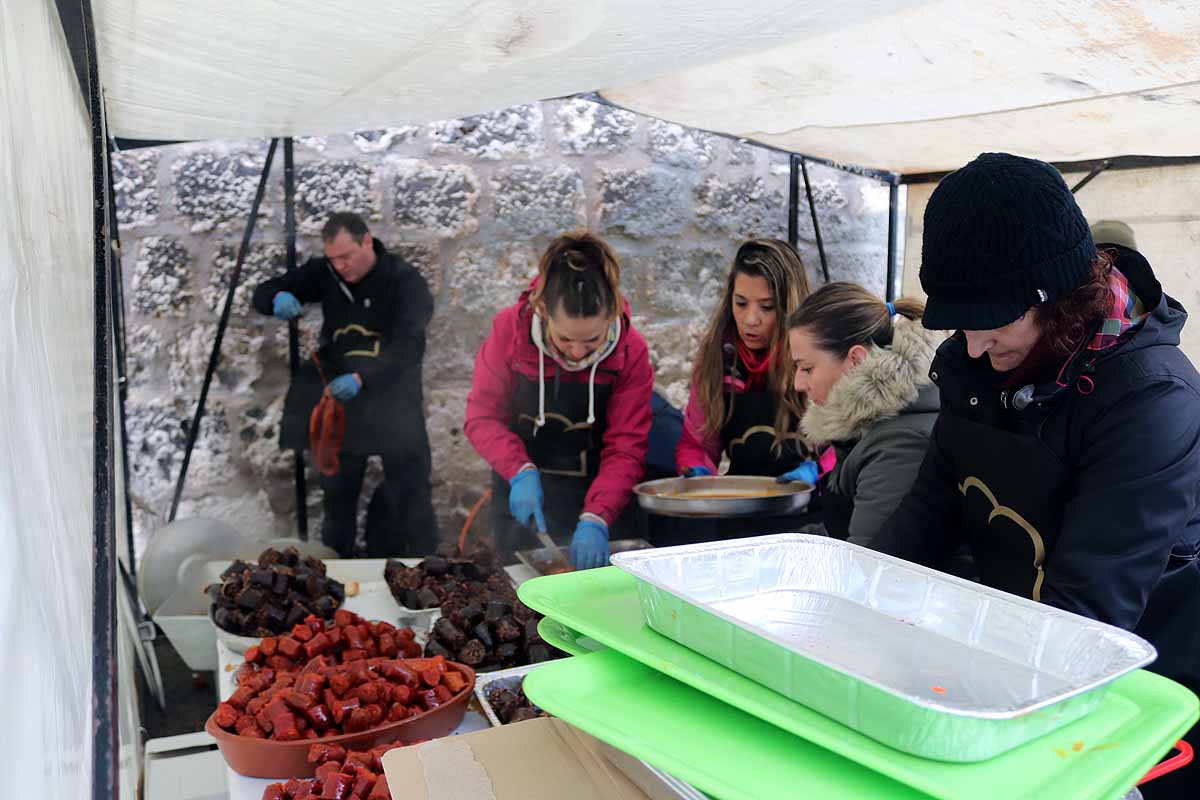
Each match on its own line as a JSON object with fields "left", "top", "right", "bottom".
{"left": 535, "top": 347, "right": 546, "bottom": 434}
{"left": 529, "top": 313, "right": 621, "bottom": 433}
{"left": 534, "top": 341, "right": 599, "bottom": 430}
{"left": 587, "top": 361, "right": 599, "bottom": 424}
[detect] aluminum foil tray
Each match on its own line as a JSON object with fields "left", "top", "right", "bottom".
{"left": 611, "top": 534, "right": 1157, "bottom": 762}
{"left": 473, "top": 663, "right": 547, "bottom": 727}
{"left": 634, "top": 476, "right": 811, "bottom": 518}
{"left": 516, "top": 538, "right": 654, "bottom": 576}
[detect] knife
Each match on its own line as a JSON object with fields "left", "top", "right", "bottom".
{"left": 534, "top": 522, "right": 574, "bottom": 572}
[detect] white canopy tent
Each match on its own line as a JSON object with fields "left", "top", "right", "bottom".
{"left": 3, "top": 1, "right": 1198, "bottom": 796}
{"left": 95, "top": 0, "right": 1200, "bottom": 173}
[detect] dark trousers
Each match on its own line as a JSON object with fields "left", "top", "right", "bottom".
{"left": 320, "top": 450, "right": 438, "bottom": 559}
{"left": 490, "top": 471, "right": 642, "bottom": 564}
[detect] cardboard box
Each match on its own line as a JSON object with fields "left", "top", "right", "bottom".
{"left": 381, "top": 717, "right": 657, "bottom": 800}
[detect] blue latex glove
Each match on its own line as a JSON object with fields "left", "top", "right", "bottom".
{"left": 777, "top": 460, "right": 819, "bottom": 485}
{"left": 682, "top": 465, "right": 713, "bottom": 478}
{"left": 508, "top": 469, "right": 546, "bottom": 531}
{"left": 570, "top": 519, "right": 610, "bottom": 570}
{"left": 272, "top": 291, "right": 302, "bottom": 320}
{"left": 328, "top": 373, "right": 361, "bottom": 402}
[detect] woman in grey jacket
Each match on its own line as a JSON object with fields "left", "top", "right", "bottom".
{"left": 786, "top": 283, "right": 942, "bottom": 546}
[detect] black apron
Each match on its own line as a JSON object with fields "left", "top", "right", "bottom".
{"left": 279, "top": 346, "right": 427, "bottom": 457}
{"left": 650, "top": 389, "right": 815, "bottom": 546}
{"left": 940, "top": 394, "right": 1069, "bottom": 601}
{"left": 490, "top": 369, "right": 640, "bottom": 562}
{"left": 722, "top": 388, "right": 806, "bottom": 476}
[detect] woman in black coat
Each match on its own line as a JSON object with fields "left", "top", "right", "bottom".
{"left": 876, "top": 154, "right": 1200, "bottom": 799}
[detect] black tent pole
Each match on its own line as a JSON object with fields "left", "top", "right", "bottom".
{"left": 169, "top": 138, "right": 279, "bottom": 521}
{"left": 885, "top": 182, "right": 900, "bottom": 302}
{"left": 1070, "top": 159, "right": 1112, "bottom": 194}
{"left": 78, "top": 0, "right": 118, "bottom": 793}
{"left": 787, "top": 154, "right": 800, "bottom": 250}
{"left": 105, "top": 140, "right": 138, "bottom": 579}
{"left": 800, "top": 157, "right": 831, "bottom": 283}
{"left": 283, "top": 138, "right": 308, "bottom": 540}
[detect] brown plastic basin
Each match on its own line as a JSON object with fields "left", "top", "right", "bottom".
{"left": 205, "top": 661, "right": 476, "bottom": 778}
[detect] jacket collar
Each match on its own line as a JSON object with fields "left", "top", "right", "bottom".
{"left": 801, "top": 316, "right": 942, "bottom": 444}
{"left": 931, "top": 246, "right": 1185, "bottom": 413}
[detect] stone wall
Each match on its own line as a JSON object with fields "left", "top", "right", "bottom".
{"left": 115, "top": 98, "right": 894, "bottom": 557}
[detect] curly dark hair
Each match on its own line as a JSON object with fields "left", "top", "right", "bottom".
{"left": 1034, "top": 248, "right": 1116, "bottom": 358}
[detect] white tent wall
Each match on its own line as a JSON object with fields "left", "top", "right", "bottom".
{"left": 902, "top": 165, "right": 1200, "bottom": 363}
{"left": 0, "top": 0, "right": 100, "bottom": 797}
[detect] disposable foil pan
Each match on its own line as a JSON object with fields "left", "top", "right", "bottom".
{"left": 611, "top": 534, "right": 1157, "bottom": 762}
{"left": 516, "top": 538, "right": 654, "bottom": 576}
{"left": 634, "top": 476, "right": 812, "bottom": 518}
{"left": 473, "top": 663, "right": 547, "bottom": 727}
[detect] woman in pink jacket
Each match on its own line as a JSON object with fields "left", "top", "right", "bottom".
{"left": 668, "top": 239, "right": 815, "bottom": 543}
{"left": 464, "top": 232, "right": 654, "bottom": 568}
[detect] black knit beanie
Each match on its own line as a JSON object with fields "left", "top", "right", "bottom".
{"left": 920, "top": 152, "right": 1096, "bottom": 331}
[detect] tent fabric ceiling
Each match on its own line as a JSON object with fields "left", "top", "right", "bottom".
{"left": 93, "top": 0, "right": 901, "bottom": 141}
{"left": 95, "top": 1, "right": 1200, "bottom": 174}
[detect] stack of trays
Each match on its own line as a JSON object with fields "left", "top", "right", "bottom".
{"left": 518, "top": 534, "right": 1198, "bottom": 800}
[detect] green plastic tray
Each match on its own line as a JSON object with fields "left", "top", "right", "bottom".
{"left": 519, "top": 568, "right": 1198, "bottom": 800}
{"left": 538, "top": 616, "right": 604, "bottom": 657}
{"left": 524, "top": 648, "right": 927, "bottom": 799}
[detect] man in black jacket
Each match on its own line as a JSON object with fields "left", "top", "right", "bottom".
{"left": 253, "top": 212, "right": 437, "bottom": 558}
{"left": 875, "top": 154, "right": 1199, "bottom": 799}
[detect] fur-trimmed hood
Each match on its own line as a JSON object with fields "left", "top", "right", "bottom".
{"left": 801, "top": 316, "right": 942, "bottom": 445}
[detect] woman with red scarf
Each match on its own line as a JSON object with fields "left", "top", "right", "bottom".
{"left": 669, "top": 239, "right": 814, "bottom": 543}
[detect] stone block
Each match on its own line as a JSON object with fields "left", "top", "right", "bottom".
{"left": 168, "top": 321, "right": 265, "bottom": 397}
{"left": 695, "top": 175, "right": 787, "bottom": 241}
{"left": 126, "top": 399, "right": 189, "bottom": 503}
{"left": 353, "top": 127, "right": 421, "bottom": 153}
{"left": 237, "top": 397, "right": 292, "bottom": 487}
{"left": 393, "top": 241, "right": 442, "bottom": 297}
{"left": 813, "top": 245, "right": 888, "bottom": 297}
{"left": 392, "top": 160, "right": 481, "bottom": 238}
{"left": 726, "top": 139, "right": 757, "bottom": 166}
{"left": 202, "top": 242, "right": 288, "bottom": 316}
{"left": 422, "top": 312, "right": 486, "bottom": 387}
{"left": 648, "top": 119, "right": 716, "bottom": 169}
{"left": 125, "top": 398, "right": 232, "bottom": 511}
{"left": 489, "top": 164, "right": 586, "bottom": 238}
{"left": 599, "top": 168, "right": 689, "bottom": 238}
{"left": 130, "top": 236, "right": 192, "bottom": 317}
{"left": 295, "top": 160, "right": 382, "bottom": 234}
{"left": 127, "top": 324, "right": 164, "bottom": 390}
{"left": 295, "top": 136, "right": 330, "bottom": 153}
{"left": 425, "top": 385, "right": 493, "bottom": 542}
{"left": 429, "top": 104, "right": 544, "bottom": 160}
{"left": 633, "top": 314, "right": 710, "bottom": 397}
{"left": 554, "top": 99, "right": 636, "bottom": 155}
{"left": 111, "top": 148, "right": 160, "bottom": 227}
{"left": 173, "top": 148, "right": 270, "bottom": 233}
{"left": 639, "top": 244, "right": 728, "bottom": 318}
{"left": 446, "top": 242, "right": 539, "bottom": 318}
